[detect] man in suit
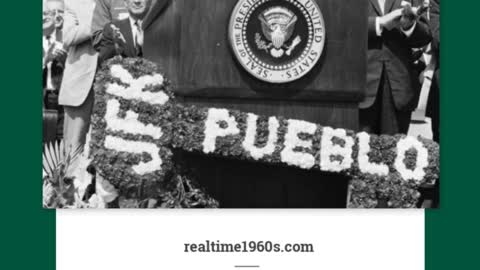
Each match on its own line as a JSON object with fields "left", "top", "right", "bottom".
{"left": 43, "top": 0, "right": 66, "bottom": 104}
{"left": 91, "top": 0, "right": 119, "bottom": 49}
{"left": 360, "top": 0, "right": 432, "bottom": 135}
{"left": 43, "top": 0, "right": 67, "bottom": 142}
{"left": 95, "top": 0, "right": 153, "bottom": 63}
{"left": 59, "top": 0, "right": 164, "bottom": 154}
{"left": 427, "top": 0, "right": 440, "bottom": 143}
{"left": 43, "top": 0, "right": 66, "bottom": 72}
{"left": 92, "top": 0, "right": 168, "bottom": 63}
{"left": 59, "top": 0, "right": 98, "bottom": 153}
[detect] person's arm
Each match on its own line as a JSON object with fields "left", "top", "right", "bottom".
{"left": 91, "top": 0, "right": 114, "bottom": 49}
{"left": 404, "top": 15, "right": 431, "bottom": 48}
{"left": 54, "top": 42, "right": 67, "bottom": 68}
{"left": 368, "top": 16, "right": 381, "bottom": 39}
{"left": 403, "top": 0, "right": 432, "bottom": 48}
{"left": 62, "top": 3, "right": 93, "bottom": 48}
{"left": 368, "top": 9, "right": 403, "bottom": 39}
{"left": 95, "top": 23, "right": 117, "bottom": 64}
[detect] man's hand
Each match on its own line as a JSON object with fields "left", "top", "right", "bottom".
{"left": 44, "top": 43, "right": 67, "bottom": 64}
{"left": 52, "top": 46, "right": 67, "bottom": 63}
{"left": 111, "top": 24, "right": 127, "bottom": 47}
{"left": 400, "top": 4, "right": 417, "bottom": 30}
{"left": 109, "top": 24, "right": 127, "bottom": 54}
{"left": 379, "top": 9, "right": 403, "bottom": 31}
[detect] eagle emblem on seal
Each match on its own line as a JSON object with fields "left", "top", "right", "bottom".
{"left": 256, "top": 6, "right": 301, "bottom": 58}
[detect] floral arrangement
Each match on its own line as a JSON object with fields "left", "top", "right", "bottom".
{"left": 172, "top": 108, "right": 439, "bottom": 208}
{"left": 90, "top": 57, "right": 176, "bottom": 200}
{"left": 86, "top": 57, "right": 218, "bottom": 208}
{"left": 85, "top": 57, "right": 440, "bottom": 208}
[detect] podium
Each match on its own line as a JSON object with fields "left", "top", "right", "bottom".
{"left": 144, "top": 0, "right": 368, "bottom": 207}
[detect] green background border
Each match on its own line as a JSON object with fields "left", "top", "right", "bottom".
{"left": 1, "top": 0, "right": 55, "bottom": 269}
{"left": 425, "top": 0, "right": 478, "bottom": 269}
{"left": 1, "top": 0, "right": 475, "bottom": 269}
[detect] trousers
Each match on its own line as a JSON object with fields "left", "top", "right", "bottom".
{"left": 63, "top": 89, "right": 94, "bottom": 154}
{"left": 360, "top": 68, "right": 412, "bottom": 135}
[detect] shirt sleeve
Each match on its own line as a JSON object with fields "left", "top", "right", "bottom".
{"left": 375, "top": 17, "right": 383, "bottom": 36}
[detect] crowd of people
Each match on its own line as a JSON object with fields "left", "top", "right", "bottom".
{"left": 42, "top": 0, "right": 440, "bottom": 156}
{"left": 43, "top": 0, "right": 156, "bottom": 152}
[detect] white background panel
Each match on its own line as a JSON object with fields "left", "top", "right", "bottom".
{"left": 57, "top": 210, "right": 424, "bottom": 270}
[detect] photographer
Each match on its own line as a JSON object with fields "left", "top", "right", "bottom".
{"left": 361, "top": 0, "right": 432, "bottom": 135}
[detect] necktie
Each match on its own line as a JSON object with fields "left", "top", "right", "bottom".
{"left": 45, "top": 35, "right": 54, "bottom": 90}
{"left": 134, "top": 20, "right": 143, "bottom": 56}
{"left": 44, "top": 35, "right": 53, "bottom": 53}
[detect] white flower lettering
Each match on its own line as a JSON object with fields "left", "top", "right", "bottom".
{"left": 242, "top": 113, "right": 279, "bottom": 160}
{"left": 107, "top": 65, "right": 169, "bottom": 105}
{"left": 357, "top": 132, "right": 389, "bottom": 176}
{"left": 105, "top": 99, "right": 163, "bottom": 139}
{"left": 104, "top": 135, "right": 162, "bottom": 175}
{"left": 202, "top": 108, "right": 240, "bottom": 154}
{"left": 280, "top": 119, "right": 317, "bottom": 169}
{"left": 394, "top": 137, "right": 429, "bottom": 182}
{"left": 320, "top": 127, "right": 355, "bottom": 172}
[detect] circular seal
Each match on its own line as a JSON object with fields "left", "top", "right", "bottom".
{"left": 229, "top": 0, "right": 326, "bottom": 84}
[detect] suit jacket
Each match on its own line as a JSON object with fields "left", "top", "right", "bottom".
{"left": 142, "top": 0, "right": 169, "bottom": 31}
{"left": 91, "top": 0, "right": 167, "bottom": 47}
{"left": 141, "top": 0, "right": 174, "bottom": 67}
{"left": 95, "top": 18, "right": 142, "bottom": 64}
{"left": 91, "top": 0, "right": 117, "bottom": 47}
{"left": 361, "top": 0, "right": 432, "bottom": 111}
{"left": 59, "top": 0, "right": 98, "bottom": 107}
{"left": 43, "top": 59, "right": 65, "bottom": 91}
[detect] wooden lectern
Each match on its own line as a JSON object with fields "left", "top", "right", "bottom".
{"left": 144, "top": 0, "right": 368, "bottom": 208}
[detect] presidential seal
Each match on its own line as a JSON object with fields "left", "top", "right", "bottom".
{"left": 229, "top": 0, "right": 326, "bottom": 83}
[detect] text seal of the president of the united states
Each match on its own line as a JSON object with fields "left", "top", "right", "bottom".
{"left": 229, "top": 0, "right": 326, "bottom": 83}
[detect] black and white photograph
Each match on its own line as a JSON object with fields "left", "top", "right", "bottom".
{"left": 42, "top": 0, "right": 440, "bottom": 209}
